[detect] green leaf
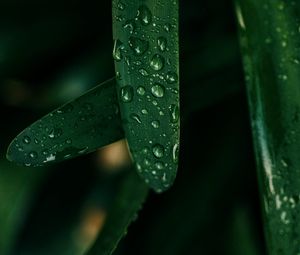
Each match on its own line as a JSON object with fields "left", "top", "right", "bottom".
{"left": 7, "top": 78, "right": 124, "bottom": 167}
{"left": 235, "top": 1, "right": 300, "bottom": 254}
{"left": 87, "top": 169, "right": 149, "bottom": 255}
{"left": 112, "top": 0, "right": 180, "bottom": 192}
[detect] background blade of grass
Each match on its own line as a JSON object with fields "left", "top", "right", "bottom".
{"left": 235, "top": 1, "right": 300, "bottom": 254}
{"left": 7, "top": 78, "right": 124, "bottom": 167}
{"left": 112, "top": 0, "right": 180, "bottom": 192}
{"left": 87, "top": 169, "right": 149, "bottom": 255}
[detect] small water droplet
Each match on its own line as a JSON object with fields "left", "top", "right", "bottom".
{"left": 48, "top": 128, "right": 63, "bottom": 139}
{"left": 166, "top": 71, "right": 178, "bottom": 84}
{"left": 66, "top": 139, "right": 72, "bottom": 144}
{"left": 42, "top": 149, "right": 49, "bottom": 155}
{"left": 139, "top": 68, "right": 149, "bottom": 76}
{"left": 144, "top": 158, "right": 150, "bottom": 166}
{"left": 137, "top": 5, "right": 152, "bottom": 26}
{"left": 151, "top": 84, "right": 165, "bottom": 98}
{"left": 23, "top": 136, "right": 31, "bottom": 144}
{"left": 150, "top": 54, "right": 164, "bottom": 71}
{"left": 129, "top": 36, "right": 149, "bottom": 55}
{"left": 172, "top": 143, "right": 179, "bottom": 163}
{"left": 116, "top": 71, "right": 122, "bottom": 79}
{"left": 141, "top": 109, "right": 148, "bottom": 114}
{"left": 78, "top": 147, "right": 89, "bottom": 154}
{"left": 169, "top": 104, "right": 179, "bottom": 123}
{"left": 163, "top": 23, "right": 172, "bottom": 32}
{"left": 117, "top": 1, "right": 125, "bottom": 10}
{"left": 130, "top": 113, "right": 142, "bottom": 124}
{"left": 151, "top": 120, "right": 160, "bottom": 128}
{"left": 137, "top": 86, "right": 146, "bottom": 95}
{"left": 152, "top": 144, "right": 164, "bottom": 158}
{"left": 157, "top": 36, "right": 167, "bottom": 51}
{"left": 120, "top": 85, "right": 134, "bottom": 102}
{"left": 29, "top": 151, "right": 38, "bottom": 159}
{"left": 113, "top": 39, "right": 125, "bottom": 61}
{"left": 155, "top": 162, "right": 164, "bottom": 170}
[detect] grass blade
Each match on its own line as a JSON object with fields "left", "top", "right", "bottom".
{"left": 7, "top": 78, "right": 124, "bottom": 167}
{"left": 87, "top": 169, "right": 149, "bottom": 255}
{"left": 112, "top": 0, "right": 180, "bottom": 192}
{"left": 235, "top": 1, "right": 300, "bottom": 254}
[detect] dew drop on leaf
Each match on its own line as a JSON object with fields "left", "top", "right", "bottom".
{"left": 157, "top": 36, "right": 167, "bottom": 52}
{"left": 113, "top": 39, "right": 125, "bottom": 61}
{"left": 23, "top": 136, "right": 31, "bottom": 144}
{"left": 130, "top": 113, "right": 142, "bottom": 124}
{"left": 151, "top": 120, "right": 160, "bottom": 128}
{"left": 137, "top": 5, "right": 152, "bottom": 26}
{"left": 120, "top": 85, "right": 134, "bottom": 102}
{"left": 155, "top": 162, "right": 164, "bottom": 170}
{"left": 151, "top": 84, "right": 165, "bottom": 98}
{"left": 139, "top": 68, "right": 149, "bottom": 76}
{"left": 29, "top": 151, "right": 38, "bottom": 159}
{"left": 150, "top": 54, "right": 164, "bottom": 71}
{"left": 166, "top": 71, "right": 178, "bottom": 84}
{"left": 129, "top": 36, "right": 149, "bottom": 56}
{"left": 152, "top": 144, "right": 164, "bottom": 158}
{"left": 169, "top": 104, "right": 179, "bottom": 123}
{"left": 137, "top": 86, "right": 146, "bottom": 95}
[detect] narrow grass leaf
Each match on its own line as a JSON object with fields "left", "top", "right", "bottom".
{"left": 87, "top": 170, "right": 149, "bottom": 255}
{"left": 112, "top": 0, "right": 180, "bottom": 192}
{"left": 7, "top": 78, "right": 124, "bottom": 167}
{"left": 236, "top": 1, "right": 300, "bottom": 254}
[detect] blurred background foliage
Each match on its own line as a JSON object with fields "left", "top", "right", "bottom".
{"left": 0, "top": 0, "right": 267, "bottom": 254}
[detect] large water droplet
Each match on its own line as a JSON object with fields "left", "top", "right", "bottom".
{"left": 129, "top": 37, "right": 149, "bottom": 56}
{"left": 137, "top": 5, "right": 152, "bottom": 26}
{"left": 166, "top": 71, "right": 178, "bottom": 84}
{"left": 23, "top": 135, "right": 31, "bottom": 144}
{"left": 120, "top": 86, "right": 134, "bottom": 102}
{"left": 137, "top": 86, "right": 146, "bottom": 95}
{"left": 150, "top": 54, "right": 164, "bottom": 71}
{"left": 151, "top": 84, "right": 165, "bottom": 98}
{"left": 152, "top": 144, "right": 164, "bottom": 158}
{"left": 113, "top": 39, "right": 124, "bottom": 61}
{"left": 169, "top": 104, "right": 179, "bottom": 123}
{"left": 151, "top": 120, "right": 160, "bottom": 128}
{"left": 157, "top": 36, "right": 167, "bottom": 51}
{"left": 130, "top": 113, "right": 142, "bottom": 124}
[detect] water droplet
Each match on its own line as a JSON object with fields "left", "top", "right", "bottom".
{"left": 29, "top": 151, "right": 38, "bottom": 159}
{"left": 137, "top": 5, "right": 152, "bottom": 26}
{"left": 169, "top": 104, "right": 179, "bottom": 123}
{"left": 120, "top": 85, "right": 134, "bottom": 102}
{"left": 139, "top": 68, "right": 149, "bottom": 76}
{"left": 129, "top": 37, "right": 149, "bottom": 56}
{"left": 151, "top": 84, "right": 165, "bottom": 98}
{"left": 141, "top": 109, "right": 148, "bottom": 114}
{"left": 42, "top": 149, "right": 49, "bottom": 155}
{"left": 130, "top": 113, "right": 142, "bottom": 124}
{"left": 137, "top": 86, "right": 146, "bottom": 95}
{"left": 23, "top": 136, "right": 31, "bottom": 144}
{"left": 113, "top": 39, "right": 124, "bottom": 61}
{"left": 172, "top": 143, "right": 179, "bottom": 163}
{"left": 152, "top": 144, "right": 164, "bottom": 158}
{"left": 151, "top": 120, "right": 160, "bottom": 128}
{"left": 34, "top": 138, "right": 39, "bottom": 144}
{"left": 155, "top": 162, "right": 164, "bottom": 170}
{"left": 163, "top": 23, "right": 172, "bottom": 32}
{"left": 48, "top": 128, "right": 63, "bottom": 139}
{"left": 116, "top": 71, "right": 122, "bottom": 79}
{"left": 144, "top": 158, "right": 150, "bottom": 166}
{"left": 117, "top": 1, "right": 125, "bottom": 10}
{"left": 66, "top": 139, "right": 72, "bottom": 144}
{"left": 150, "top": 54, "right": 164, "bottom": 71}
{"left": 166, "top": 71, "right": 178, "bottom": 84}
{"left": 123, "top": 19, "right": 136, "bottom": 34}
{"left": 78, "top": 147, "right": 89, "bottom": 154}
{"left": 157, "top": 36, "right": 167, "bottom": 51}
